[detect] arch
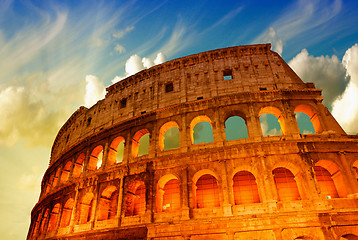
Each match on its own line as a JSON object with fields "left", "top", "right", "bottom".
{"left": 108, "top": 136, "right": 125, "bottom": 165}
{"left": 47, "top": 203, "right": 60, "bottom": 231}
{"left": 52, "top": 168, "right": 61, "bottom": 188}
{"left": 32, "top": 213, "right": 42, "bottom": 236}
{"left": 79, "top": 192, "right": 94, "bottom": 224}
{"left": 233, "top": 171, "right": 260, "bottom": 204}
{"left": 295, "top": 104, "right": 322, "bottom": 133}
{"left": 353, "top": 160, "right": 358, "bottom": 181}
{"left": 313, "top": 166, "right": 339, "bottom": 199}
{"left": 98, "top": 185, "right": 118, "bottom": 220}
{"left": 341, "top": 234, "right": 358, "bottom": 240}
{"left": 132, "top": 129, "right": 150, "bottom": 157}
{"left": 39, "top": 209, "right": 49, "bottom": 234}
{"left": 190, "top": 115, "right": 214, "bottom": 144}
{"left": 315, "top": 160, "right": 347, "bottom": 198}
{"left": 194, "top": 174, "right": 220, "bottom": 208}
{"left": 225, "top": 116, "right": 248, "bottom": 141}
{"left": 45, "top": 175, "right": 54, "bottom": 194}
{"left": 125, "top": 181, "right": 146, "bottom": 216}
{"left": 157, "top": 174, "right": 180, "bottom": 212}
{"left": 259, "top": 106, "right": 285, "bottom": 136}
{"left": 273, "top": 167, "right": 301, "bottom": 201}
{"left": 88, "top": 145, "right": 104, "bottom": 170}
{"left": 159, "top": 121, "right": 180, "bottom": 151}
{"left": 60, "top": 161, "right": 72, "bottom": 184}
{"left": 60, "top": 198, "right": 74, "bottom": 228}
{"left": 73, "top": 153, "right": 85, "bottom": 178}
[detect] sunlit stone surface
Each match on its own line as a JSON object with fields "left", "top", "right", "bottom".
{"left": 28, "top": 44, "right": 358, "bottom": 240}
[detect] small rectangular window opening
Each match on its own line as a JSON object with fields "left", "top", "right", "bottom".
{"left": 259, "top": 87, "right": 267, "bottom": 91}
{"left": 197, "top": 96, "right": 203, "bottom": 100}
{"left": 141, "top": 111, "right": 146, "bottom": 115}
{"left": 165, "top": 82, "right": 174, "bottom": 93}
{"left": 120, "top": 98, "right": 127, "bottom": 108}
{"left": 223, "top": 69, "right": 233, "bottom": 80}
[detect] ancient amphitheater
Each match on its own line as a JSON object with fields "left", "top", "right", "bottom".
{"left": 28, "top": 44, "right": 358, "bottom": 240}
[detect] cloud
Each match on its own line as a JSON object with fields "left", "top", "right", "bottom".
{"left": 254, "top": 0, "right": 342, "bottom": 50}
{"left": 112, "top": 52, "right": 167, "bottom": 83}
{"left": 289, "top": 48, "right": 349, "bottom": 107}
{"left": 112, "top": 26, "right": 134, "bottom": 39}
{"left": 0, "top": 86, "right": 62, "bottom": 147}
{"left": 332, "top": 43, "right": 358, "bottom": 134}
{"left": 257, "top": 27, "right": 283, "bottom": 55}
{"left": 114, "top": 43, "right": 126, "bottom": 54}
{"left": 16, "top": 167, "right": 42, "bottom": 191}
{"left": 84, "top": 75, "right": 106, "bottom": 108}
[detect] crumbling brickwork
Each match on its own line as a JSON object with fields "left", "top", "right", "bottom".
{"left": 28, "top": 44, "right": 358, "bottom": 240}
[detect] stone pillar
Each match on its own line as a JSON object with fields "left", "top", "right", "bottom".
{"left": 338, "top": 151, "right": 358, "bottom": 196}
{"left": 213, "top": 108, "right": 225, "bottom": 146}
{"left": 258, "top": 155, "right": 277, "bottom": 202}
{"left": 69, "top": 187, "right": 80, "bottom": 231}
{"left": 181, "top": 168, "right": 190, "bottom": 220}
{"left": 101, "top": 141, "right": 109, "bottom": 169}
{"left": 116, "top": 178, "right": 124, "bottom": 225}
{"left": 222, "top": 160, "right": 233, "bottom": 216}
{"left": 82, "top": 148, "right": 91, "bottom": 175}
{"left": 247, "top": 104, "right": 262, "bottom": 138}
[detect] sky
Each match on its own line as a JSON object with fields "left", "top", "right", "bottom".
{"left": 1, "top": 0, "right": 358, "bottom": 239}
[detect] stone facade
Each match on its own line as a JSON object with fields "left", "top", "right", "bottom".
{"left": 28, "top": 44, "right": 358, "bottom": 240}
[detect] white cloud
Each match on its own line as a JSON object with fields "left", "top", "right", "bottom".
{"left": 114, "top": 43, "right": 126, "bottom": 54}
{"left": 112, "top": 52, "right": 167, "bottom": 84}
{"left": 289, "top": 48, "right": 349, "bottom": 107}
{"left": 84, "top": 75, "right": 106, "bottom": 108}
{"left": 257, "top": 27, "right": 283, "bottom": 55}
{"left": 0, "top": 86, "right": 62, "bottom": 147}
{"left": 112, "top": 26, "right": 134, "bottom": 39}
{"left": 332, "top": 43, "right": 358, "bottom": 134}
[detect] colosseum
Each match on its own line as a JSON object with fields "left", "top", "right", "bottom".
{"left": 27, "top": 43, "right": 358, "bottom": 240}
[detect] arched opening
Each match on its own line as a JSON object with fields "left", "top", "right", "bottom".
{"left": 132, "top": 129, "right": 150, "bottom": 157}
{"left": 60, "top": 198, "right": 74, "bottom": 228}
{"left": 190, "top": 115, "right": 214, "bottom": 144}
{"left": 45, "top": 175, "right": 54, "bottom": 194}
{"left": 159, "top": 121, "right": 180, "bottom": 151}
{"left": 47, "top": 203, "right": 60, "bottom": 231}
{"left": 259, "top": 106, "right": 285, "bottom": 136}
{"left": 52, "top": 168, "right": 61, "bottom": 188}
{"left": 341, "top": 234, "right": 358, "bottom": 240}
{"left": 353, "top": 160, "right": 358, "bottom": 181}
{"left": 313, "top": 166, "right": 339, "bottom": 199}
{"left": 39, "top": 209, "right": 49, "bottom": 234}
{"left": 233, "top": 171, "right": 260, "bottom": 204}
{"left": 32, "top": 213, "right": 41, "bottom": 236}
{"left": 73, "top": 153, "right": 85, "bottom": 178}
{"left": 225, "top": 116, "right": 248, "bottom": 141}
{"left": 195, "top": 174, "right": 220, "bottom": 208}
{"left": 295, "top": 105, "right": 322, "bottom": 133}
{"left": 273, "top": 167, "right": 300, "bottom": 201}
{"left": 108, "top": 136, "right": 125, "bottom": 165}
{"left": 98, "top": 186, "right": 118, "bottom": 220}
{"left": 88, "top": 145, "right": 104, "bottom": 170}
{"left": 125, "top": 181, "right": 146, "bottom": 216}
{"left": 60, "top": 161, "right": 72, "bottom": 184}
{"left": 79, "top": 192, "right": 94, "bottom": 224}
{"left": 157, "top": 174, "right": 180, "bottom": 212}
{"left": 315, "top": 160, "right": 347, "bottom": 198}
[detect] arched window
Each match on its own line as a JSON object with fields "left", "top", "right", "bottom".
{"left": 60, "top": 161, "right": 72, "bottom": 183}
{"left": 273, "top": 167, "right": 300, "bottom": 201}
{"left": 259, "top": 106, "right": 285, "bottom": 136}
{"left": 132, "top": 129, "right": 150, "bottom": 157}
{"left": 45, "top": 175, "right": 54, "bottom": 194}
{"left": 196, "top": 174, "right": 220, "bottom": 208}
{"left": 225, "top": 116, "right": 248, "bottom": 141}
{"left": 162, "top": 179, "right": 180, "bottom": 211}
{"left": 60, "top": 198, "right": 74, "bottom": 228}
{"left": 315, "top": 160, "right": 347, "bottom": 198}
{"left": 190, "top": 115, "right": 214, "bottom": 144}
{"left": 79, "top": 192, "right": 94, "bottom": 224}
{"left": 340, "top": 234, "right": 358, "bottom": 240}
{"left": 52, "top": 168, "right": 61, "bottom": 188}
{"left": 125, "top": 181, "right": 146, "bottom": 216}
{"left": 47, "top": 203, "right": 60, "bottom": 231}
{"left": 98, "top": 186, "right": 118, "bottom": 220}
{"left": 72, "top": 153, "right": 85, "bottom": 178}
{"left": 32, "top": 213, "right": 41, "bottom": 236}
{"left": 294, "top": 105, "right": 322, "bottom": 133}
{"left": 108, "top": 136, "right": 125, "bottom": 165}
{"left": 314, "top": 166, "right": 339, "bottom": 199}
{"left": 88, "top": 145, "right": 104, "bottom": 170}
{"left": 159, "top": 121, "right": 180, "bottom": 151}
{"left": 233, "top": 171, "right": 260, "bottom": 204}
{"left": 39, "top": 209, "right": 49, "bottom": 234}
